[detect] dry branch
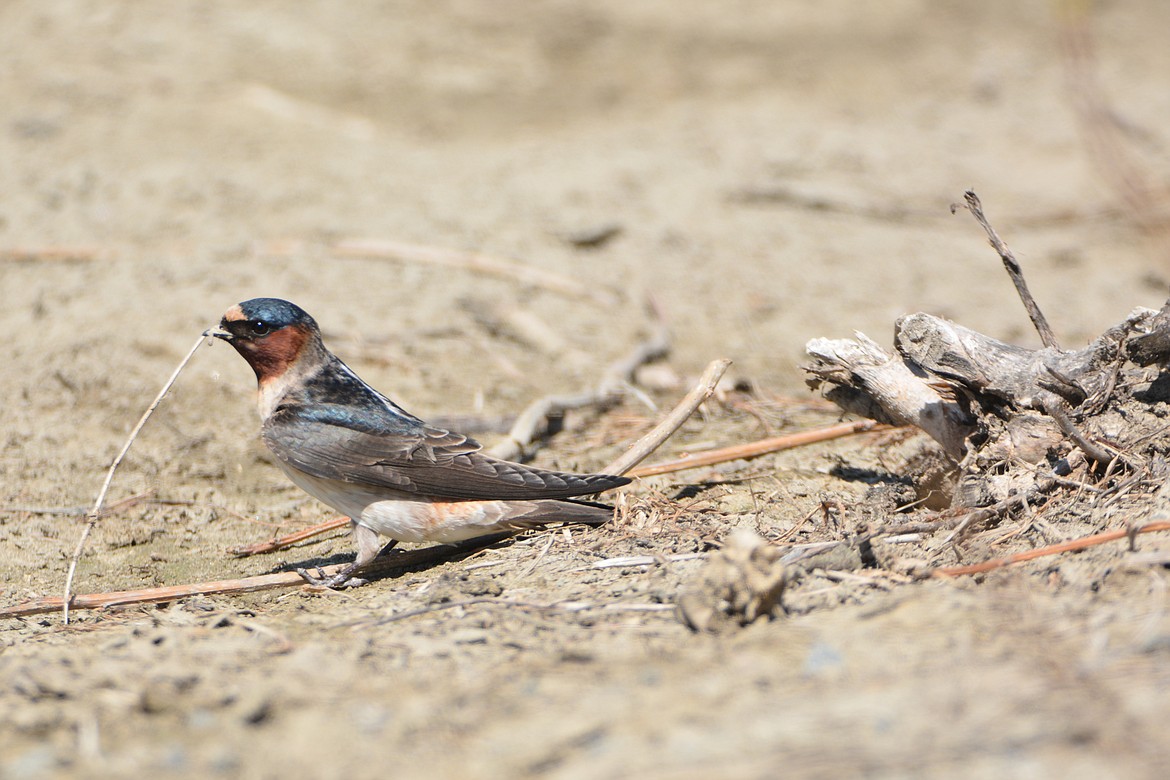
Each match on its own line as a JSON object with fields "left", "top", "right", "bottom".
{"left": 953, "top": 191, "right": 1059, "bottom": 349}
{"left": 932, "top": 521, "right": 1170, "bottom": 578}
{"left": 229, "top": 516, "right": 350, "bottom": 558}
{"left": 0, "top": 492, "right": 154, "bottom": 519}
{"left": 894, "top": 313, "right": 1108, "bottom": 409}
{"left": 488, "top": 320, "right": 672, "bottom": 462}
{"left": 603, "top": 358, "right": 730, "bottom": 476}
{"left": 805, "top": 191, "right": 1170, "bottom": 516}
{"left": 806, "top": 333, "right": 970, "bottom": 460}
{"left": 3, "top": 536, "right": 508, "bottom": 619}
{"left": 488, "top": 391, "right": 609, "bottom": 462}
{"left": 628, "top": 419, "right": 885, "bottom": 478}
{"left": 62, "top": 333, "right": 209, "bottom": 624}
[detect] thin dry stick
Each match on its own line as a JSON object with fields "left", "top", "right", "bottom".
{"left": 0, "top": 491, "right": 154, "bottom": 518}
{"left": 932, "top": 521, "right": 1170, "bottom": 578}
{"left": 603, "top": 358, "right": 731, "bottom": 476}
{"left": 229, "top": 516, "right": 351, "bottom": 557}
{"left": 331, "top": 238, "right": 618, "bottom": 307}
{"left": 628, "top": 419, "right": 885, "bottom": 478}
{"left": 588, "top": 552, "right": 707, "bottom": 569}
{"left": 3, "top": 534, "right": 508, "bottom": 619}
{"left": 61, "top": 333, "right": 208, "bottom": 624}
{"left": 1045, "top": 401, "right": 1116, "bottom": 466}
{"left": 955, "top": 190, "right": 1060, "bottom": 349}
{"left": 489, "top": 391, "right": 606, "bottom": 462}
{"left": 488, "top": 321, "right": 672, "bottom": 462}
{"left": 599, "top": 302, "right": 672, "bottom": 393}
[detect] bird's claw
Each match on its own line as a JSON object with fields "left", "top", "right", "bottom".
{"left": 296, "top": 566, "right": 368, "bottom": 589}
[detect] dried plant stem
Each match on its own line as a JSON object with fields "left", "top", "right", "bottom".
{"left": 488, "top": 321, "right": 673, "bottom": 462}
{"left": 932, "top": 521, "right": 1170, "bottom": 578}
{"left": 229, "top": 516, "right": 351, "bottom": 557}
{"left": 0, "top": 492, "right": 154, "bottom": 518}
{"left": 628, "top": 419, "right": 886, "bottom": 478}
{"left": 489, "top": 391, "right": 608, "bottom": 462}
{"left": 955, "top": 190, "right": 1060, "bottom": 349}
{"left": 5, "top": 535, "right": 505, "bottom": 619}
{"left": 61, "top": 333, "right": 208, "bottom": 624}
{"left": 1044, "top": 401, "right": 1116, "bottom": 466}
{"left": 603, "top": 358, "right": 731, "bottom": 476}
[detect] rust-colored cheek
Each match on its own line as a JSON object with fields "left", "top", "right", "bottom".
{"left": 239, "top": 326, "right": 309, "bottom": 383}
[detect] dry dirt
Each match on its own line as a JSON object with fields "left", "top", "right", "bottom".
{"left": 4, "top": 2, "right": 1170, "bottom": 778}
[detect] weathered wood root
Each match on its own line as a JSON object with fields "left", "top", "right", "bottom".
{"left": 805, "top": 300, "right": 1170, "bottom": 509}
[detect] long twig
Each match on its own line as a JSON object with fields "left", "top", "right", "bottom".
{"left": 61, "top": 333, "right": 209, "bottom": 624}
{"left": 488, "top": 391, "right": 610, "bottom": 462}
{"left": 229, "top": 516, "right": 351, "bottom": 557}
{"left": 932, "top": 521, "right": 1170, "bottom": 578}
{"left": 1044, "top": 401, "right": 1116, "bottom": 466}
{"left": 955, "top": 190, "right": 1060, "bottom": 349}
{"left": 603, "top": 358, "right": 730, "bottom": 476}
{"left": 627, "top": 419, "right": 885, "bottom": 478}
{"left": 487, "top": 319, "right": 673, "bottom": 462}
{"left": 0, "top": 492, "right": 154, "bottom": 518}
{"left": 331, "top": 238, "right": 618, "bottom": 307}
{"left": 4, "top": 535, "right": 508, "bottom": 619}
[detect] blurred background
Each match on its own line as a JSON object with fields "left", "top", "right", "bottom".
{"left": 4, "top": 2, "right": 1170, "bottom": 776}
{"left": 5, "top": 1, "right": 1170, "bottom": 400}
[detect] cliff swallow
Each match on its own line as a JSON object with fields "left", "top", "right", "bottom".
{"left": 212, "top": 298, "right": 630, "bottom": 587}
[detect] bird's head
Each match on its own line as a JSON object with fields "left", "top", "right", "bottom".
{"left": 212, "top": 298, "right": 324, "bottom": 382}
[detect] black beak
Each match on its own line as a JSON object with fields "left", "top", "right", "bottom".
{"left": 205, "top": 324, "right": 234, "bottom": 342}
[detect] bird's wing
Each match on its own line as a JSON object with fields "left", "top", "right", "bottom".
{"left": 262, "top": 404, "right": 630, "bottom": 500}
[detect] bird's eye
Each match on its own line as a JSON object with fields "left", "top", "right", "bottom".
{"left": 249, "top": 319, "right": 271, "bottom": 336}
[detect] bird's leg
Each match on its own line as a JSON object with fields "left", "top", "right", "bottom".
{"left": 296, "top": 521, "right": 398, "bottom": 589}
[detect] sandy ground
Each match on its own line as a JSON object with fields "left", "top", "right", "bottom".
{"left": 4, "top": 2, "right": 1170, "bottom": 777}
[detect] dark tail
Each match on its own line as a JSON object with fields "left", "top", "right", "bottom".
{"left": 502, "top": 497, "right": 618, "bottom": 531}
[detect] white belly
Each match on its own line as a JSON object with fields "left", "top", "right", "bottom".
{"left": 277, "top": 461, "right": 515, "bottom": 543}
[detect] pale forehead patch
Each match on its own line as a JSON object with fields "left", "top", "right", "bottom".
{"left": 223, "top": 303, "right": 246, "bottom": 321}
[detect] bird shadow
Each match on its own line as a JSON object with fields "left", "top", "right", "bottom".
{"left": 268, "top": 533, "right": 515, "bottom": 584}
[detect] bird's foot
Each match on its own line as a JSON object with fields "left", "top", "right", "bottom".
{"left": 296, "top": 566, "right": 368, "bottom": 589}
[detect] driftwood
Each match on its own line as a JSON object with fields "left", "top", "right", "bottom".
{"left": 805, "top": 191, "right": 1170, "bottom": 515}
{"left": 805, "top": 333, "right": 970, "bottom": 461}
